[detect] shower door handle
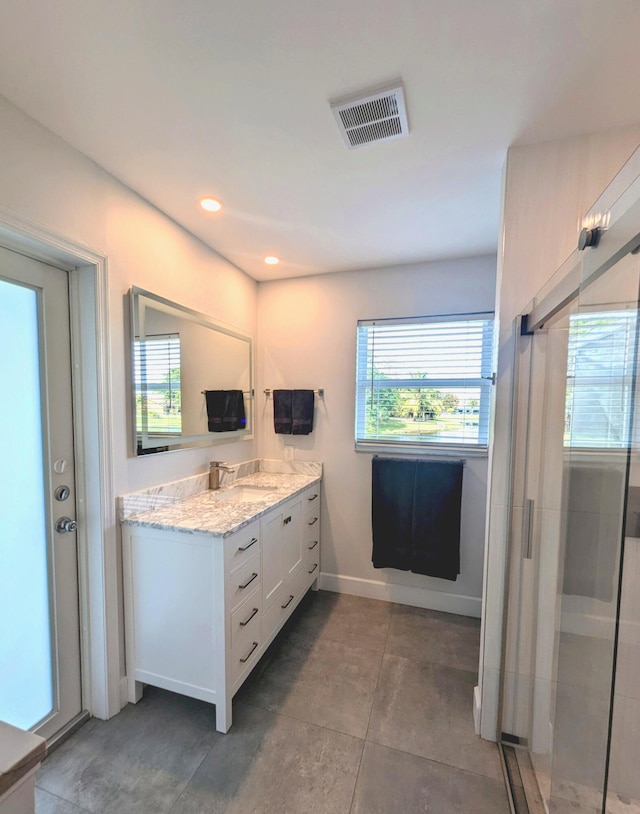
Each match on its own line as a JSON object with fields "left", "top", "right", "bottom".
{"left": 523, "top": 499, "right": 534, "bottom": 560}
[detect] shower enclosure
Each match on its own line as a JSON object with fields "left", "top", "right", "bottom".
{"left": 500, "top": 155, "right": 640, "bottom": 813}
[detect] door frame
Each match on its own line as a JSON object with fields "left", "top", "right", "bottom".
{"left": 0, "top": 207, "right": 119, "bottom": 721}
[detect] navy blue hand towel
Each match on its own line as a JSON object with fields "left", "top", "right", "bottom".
{"left": 205, "top": 390, "right": 226, "bottom": 432}
{"left": 273, "top": 389, "right": 293, "bottom": 434}
{"left": 292, "top": 390, "right": 314, "bottom": 435}
{"left": 205, "top": 390, "right": 246, "bottom": 432}
{"left": 222, "top": 390, "right": 246, "bottom": 432}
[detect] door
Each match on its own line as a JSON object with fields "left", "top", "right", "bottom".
{"left": 0, "top": 245, "right": 83, "bottom": 740}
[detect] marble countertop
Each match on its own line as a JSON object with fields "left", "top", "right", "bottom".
{"left": 121, "top": 470, "right": 320, "bottom": 538}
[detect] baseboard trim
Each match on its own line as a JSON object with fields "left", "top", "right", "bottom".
{"left": 318, "top": 572, "right": 481, "bottom": 618}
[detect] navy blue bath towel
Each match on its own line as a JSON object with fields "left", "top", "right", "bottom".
{"left": 371, "top": 457, "right": 463, "bottom": 581}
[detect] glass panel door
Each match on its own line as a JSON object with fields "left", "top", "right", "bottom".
{"left": 0, "top": 278, "right": 53, "bottom": 728}
{"left": 500, "top": 247, "right": 640, "bottom": 814}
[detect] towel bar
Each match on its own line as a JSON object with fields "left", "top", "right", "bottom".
{"left": 201, "top": 389, "right": 254, "bottom": 397}
{"left": 264, "top": 388, "right": 324, "bottom": 398}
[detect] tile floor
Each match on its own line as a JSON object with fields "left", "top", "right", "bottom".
{"left": 35, "top": 591, "right": 510, "bottom": 813}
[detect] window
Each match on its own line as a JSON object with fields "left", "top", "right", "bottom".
{"left": 134, "top": 333, "right": 182, "bottom": 437}
{"left": 565, "top": 309, "right": 638, "bottom": 449}
{"left": 355, "top": 313, "right": 494, "bottom": 451}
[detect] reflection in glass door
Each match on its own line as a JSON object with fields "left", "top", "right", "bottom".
{"left": 500, "top": 246, "right": 640, "bottom": 813}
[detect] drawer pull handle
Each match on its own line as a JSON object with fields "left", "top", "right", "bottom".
{"left": 308, "top": 540, "right": 318, "bottom": 550}
{"left": 308, "top": 517, "right": 318, "bottom": 526}
{"left": 240, "top": 607, "right": 259, "bottom": 627}
{"left": 239, "top": 572, "right": 258, "bottom": 590}
{"left": 308, "top": 493, "right": 318, "bottom": 501}
{"left": 308, "top": 563, "right": 318, "bottom": 574}
{"left": 240, "top": 641, "right": 259, "bottom": 663}
{"left": 238, "top": 537, "right": 258, "bottom": 552}
{"left": 281, "top": 594, "right": 295, "bottom": 609}
{"left": 283, "top": 515, "right": 292, "bottom": 525}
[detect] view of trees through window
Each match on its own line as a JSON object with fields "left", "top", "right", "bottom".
{"left": 365, "top": 379, "right": 481, "bottom": 441}
{"left": 134, "top": 333, "right": 182, "bottom": 435}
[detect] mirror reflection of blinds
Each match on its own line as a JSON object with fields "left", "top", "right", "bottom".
{"left": 355, "top": 314, "right": 494, "bottom": 449}
{"left": 134, "top": 333, "right": 182, "bottom": 436}
{"left": 566, "top": 310, "right": 638, "bottom": 449}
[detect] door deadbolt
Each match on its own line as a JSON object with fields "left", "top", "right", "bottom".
{"left": 55, "top": 516, "right": 78, "bottom": 534}
{"left": 54, "top": 485, "right": 71, "bottom": 502}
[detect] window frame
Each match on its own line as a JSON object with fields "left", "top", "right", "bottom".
{"left": 354, "top": 311, "right": 495, "bottom": 455}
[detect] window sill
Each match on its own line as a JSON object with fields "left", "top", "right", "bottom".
{"left": 354, "top": 441, "right": 489, "bottom": 459}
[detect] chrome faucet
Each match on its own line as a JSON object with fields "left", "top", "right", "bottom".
{"left": 209, "top": 461, "right": 235, "bottom": 490}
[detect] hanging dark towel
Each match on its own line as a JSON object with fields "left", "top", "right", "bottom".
{"left": 222, "top": 389, "right": 246, "bottom": 431}
{"left": 371, "top": 457, "right": 463, "bottom": 581}
{"left": 292, "top": 390, "right": 315, "bottom": 435}
{"left": 411, "top": 460, "right": 463, "bottom": 580}
{"left": 562, "top": 465, "right": 624, "bottom": 602}
{"left": 205, "top": 390, "right": 246, "bottom": 432}
{"left": 273, "top": 389, "right": 293, "bottom": 434}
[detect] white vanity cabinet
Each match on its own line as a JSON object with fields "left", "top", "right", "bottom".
{"left": 122, "top": 481, "right": 320, "bottom": 734}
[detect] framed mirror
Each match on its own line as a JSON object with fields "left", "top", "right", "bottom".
{"left": 129, "top": 287, "right": 254, "bottom": 455}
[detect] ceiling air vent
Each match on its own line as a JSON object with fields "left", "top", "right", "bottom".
{"left": 330, "top": 83, "right": 409, "bottom": 149}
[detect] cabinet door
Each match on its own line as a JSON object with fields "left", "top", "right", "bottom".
{"left": 262, "top": 507, "right": 286, "bottom": 608}
{"left": 282, "top": 495, "right": 303, "bottom": 582}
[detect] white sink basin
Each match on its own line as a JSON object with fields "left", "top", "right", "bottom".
{"left": 215, "top": 486, "right": 276, "bottom": 503}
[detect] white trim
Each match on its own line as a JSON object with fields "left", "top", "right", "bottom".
{"left": 0, "top": 207, "right": 119, "bottom": 721}
{"left": 473, "top": 685, "right": 482, "bottom": 735}
{"left": 318, "top": 571, "right": 482, "bottom": 618}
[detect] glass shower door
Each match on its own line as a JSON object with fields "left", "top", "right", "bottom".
{"left": 501, "top": 246, "right": 640, "bottom": 814}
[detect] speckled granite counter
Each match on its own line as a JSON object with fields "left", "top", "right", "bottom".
{"left": 120, "top": 460, "right": 321, "bottom": 538}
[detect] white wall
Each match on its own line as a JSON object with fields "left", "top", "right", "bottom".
{"left": 0, "top": 95, "right": 258, "bottom": 693}
{"left": 480, "top": 126, "right": 640, "bottom": 741}
{"left": 257, "top": 256, "right": 496, "bottom": 616}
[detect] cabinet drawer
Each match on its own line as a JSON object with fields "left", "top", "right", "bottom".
{"left": 226, "top": 550, "right": 261, "bottom": 612}
{"left": 231, "top": 599, "right": 263, "bottom": 684}
{"left": 262, "top": 569, "right": 309, "bottom": 644}
{"left": 230, "top": 587, "right": 262, "bottom": 650}
{"left": 303, "top": 550, "right": 319, "bottom": 579}
{"left": 224, "top": 520, "right": 261, "bottom": 573}
{"left": 303, "top": 488, "right": 320, "bottom": 520}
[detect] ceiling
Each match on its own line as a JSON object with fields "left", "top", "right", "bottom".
{"left": 0, "top": 1, "right": 639, "bottom": 282}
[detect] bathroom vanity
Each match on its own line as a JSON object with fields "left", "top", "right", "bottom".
{"left": 120, "top": 462, "right": 321, "bottom": 732}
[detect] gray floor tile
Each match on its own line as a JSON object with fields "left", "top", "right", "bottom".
{"left": 367, "top": 654, "right": 503, "bottom": 781}
{"left": 351, "top": 742, "right": 510, "bottom": 814}
{"left": 36, "top": 788, "right": 90, "bottom": 814}
{"left": 285, "top": 590, "right": 392, "bottom": 652}
{"left": 171, "top": 703, "right": 363, "bottom": 814}
{"left": 242, "top": 632, "right": 382, "bottom": 737}
{"left": 37, "top": 687, "right": 221, "bottom": 813}
{"left": 387, "top": 604, "right": 481, "bottom": 673}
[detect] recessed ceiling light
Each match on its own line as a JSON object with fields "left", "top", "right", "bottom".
{"left": 264, "top": 256, "right": 280, "bottom": 265}
{"left": 200, "top": 197, "right": 223, "bottom": 212}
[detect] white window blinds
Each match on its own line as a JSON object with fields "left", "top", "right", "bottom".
{"left": 134, "top": 333, "right": 182, "bottom": 436}
{"left": 355, "top": 313, "right": 494, "bottom": 450}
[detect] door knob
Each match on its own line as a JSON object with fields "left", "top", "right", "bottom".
{"left": 55, "top": 517, "right": 78, "bottom": 534}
